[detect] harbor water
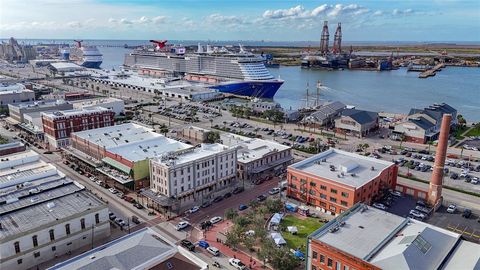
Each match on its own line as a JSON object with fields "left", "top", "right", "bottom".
{"left": 98, "top": 47, "right": 480, "bottom": 121}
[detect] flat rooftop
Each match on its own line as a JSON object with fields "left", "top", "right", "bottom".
{"left": 42, "top": 106, "right": 111, "bottom": 119}
{"left": 108, "top": 136, "right": 191, "bottom": 162}
{"left": 0, "top": 149, "right": 39, "bottom": 170}
{"left": 8, "top": 99, "right": 69, "bottom": 109}
{"left": 72, "top": 123, "right": 160, "bottom": 149}
{"left": 220, "top": 133, "right": 290, "bottom": 163}
{"left": 0, "top": 141, "right": 24, "bottom": 151}
{"left": 0, "top": 179, "right": 105, "bottom": 241}
{"left": 47, "top": 228, "right": 203, "bottom": 270}
{"left": 310, "top": 204, "right": 471, "bottom": 270}
{"left": 289, "top": 148, "right": 393, "bottom": 188}
{"left": 72, "top": 97, "right": 123, "bottom": 106}
{"left": 154, "top": 143, "right": 231, "bottom": 167}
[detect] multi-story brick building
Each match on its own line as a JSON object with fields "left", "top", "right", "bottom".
{"left": 287, "top": 149, "right": 397, "bottom": 215}
{"left": 306, "top": 203, "right": 480, "bottom": 270}
{"left": 42, "top": 107, "right": 114, "bottom": 149}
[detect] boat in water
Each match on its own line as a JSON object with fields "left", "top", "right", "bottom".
{"left": 69, "top": 40, "right": 103, "bottom": 69}
{"left": 123, "top": 40, "right": 283, "bottom": 98}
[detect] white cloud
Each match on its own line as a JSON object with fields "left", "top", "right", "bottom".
{"left": 262, "top": 3, "right": 369, "bottom": 20}
{"left": 373, "top": 10, "right": 384, "bottom": 16}
{"left": 152, "top": 16, "right": 167, "bottom": 24}
{"left": 206, "top": 13, "right": 245, "bottom": 25}
{"left": 263, "top": 5, "right": 307, "bottom": 19}
{"left": 392, "top": 8, "right": 414, "bottom": 16}
{"left": 67, "top": 21, "right": 82, "bottom": 28}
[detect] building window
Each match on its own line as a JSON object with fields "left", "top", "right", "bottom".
{"left": 49, "top": 229, "right": 55, "bottom": 241}
{"left": 319, "top": 193, "right": 327, "bottom": 199}
{"left": 341, "top": 192, "right": 349, "bottom": 198}
{"left": 95, "top": 213, "right": 100, "bottom": 224}
{"left": 330, "top": 205, "right": 336, "bottom": 212}
{"left": 14, "top": 241, "right": 20, "bottom": 254}
{"left": 34, "top": 252, "right": 40, "bottom": 258}
{"left": 65, "top": 224, "right": 71, "bottom": 235}
{"left": 80, "top": 218, "right": 86, "bottom": 229}
{"left": 336, "top": 262, "right": 342, "bottom": 270}
{"left": 327, "top": 258, "right": 333, "bottom": 267}
{"left": 320, "top": 254, "right": 325, "bottom": 263}
{"left": 32, "top": 235, "right": 38, "bottom": 247}
{"left": 343, "top": 266, "right": 349, "bottom": 270}
{"left": 52, "top": 246, "right": 56, "bottom": 251}
{"left": 330, "top": 188, "right": 338, "bottom": 194}
{"left": 341, "top": 201, "right": 348, "bottom": 206}
{"left": 312, "top": 251, "right": 318, "bottom": 260}
{"left": 17, "top": 259, "right": 22, "bottom": 265}
{"left": 330, "top": 197, "right": 337, "bottom": 203}
{"left": 320, "top": 185, "right": 327, "bottom": 190}
{"left": 310, "top": 182, "right": 317, "bottom": 187}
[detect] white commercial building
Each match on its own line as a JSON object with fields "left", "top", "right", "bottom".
{"left": 220, "top": 133, "right": 293, "bottom": 183}
{"left": 0, "top": 151, "right": 110, "bottom": 270}
{"left": 47, "top": 227, "right": 208, "bottom": 270}
{"left": 0, "top": 83, "right": 35, "bottom": 108}
{"left": 72, "top": 97, "right": 125, "bottom": 116}
{"left": 148, "top": 143, "right": 237, "bottom": 211}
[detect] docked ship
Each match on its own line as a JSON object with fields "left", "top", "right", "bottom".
{"left": 123, "top": 40, "right": 283, "bottom": 99}
{"left": 69, "top": 40, "right": 103, "bottom": 69}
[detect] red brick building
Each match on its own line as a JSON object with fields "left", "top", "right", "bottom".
{"left": 42, "top": 107, "right": 114, "bottom": 149}
{"left": 287, "top": 149, "right": 397, "bottom": 215}
{"left": 0, "top": 141, "right": 26, "bottom": 156}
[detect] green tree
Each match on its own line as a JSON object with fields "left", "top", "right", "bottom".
{"left": 249, "top": 200, "right": 259, "bottom": 209}
{"left": 234, "top": 216, "right": 251, "bottom": 228}
{"left": 159, "top": 126, "right": 169, "bottom": 136}
{"left": 265, "top": 198, "right": 283, "bottom": 214}
{"left": 225, "top": 208, "right": 238, "bottom": 221}
{"left": 225, "top": 230, "right": 240, "bottom": 250}
{"left": 243, "top": 235, "right": 256, "bottom": 253}
{"left": 205, "top": 131, "right": 220, "bottom": 143}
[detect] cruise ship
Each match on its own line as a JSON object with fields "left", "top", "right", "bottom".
{"left": 69, "top": 40, "right": 103, "bottom": 69}
{"left": 124, "top": 41, "right": 283, "bottom": 98}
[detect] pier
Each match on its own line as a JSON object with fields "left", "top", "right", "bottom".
{"left": 419, "top": 63, "right": 445, "bottom": 78}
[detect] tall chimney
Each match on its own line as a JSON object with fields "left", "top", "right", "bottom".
{"left": 427, "top": 114, "right": 451, "bottom": 206}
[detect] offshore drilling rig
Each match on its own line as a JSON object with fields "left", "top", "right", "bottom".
{"left": 303, "top": 21, "right": 350, "bottom": 69}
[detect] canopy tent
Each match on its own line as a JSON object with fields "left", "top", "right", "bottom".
{"left": 287, "top": 226, "right": 298, "bottom": 234}
{"left": 102, "top": 157, "right": 132, "bottom": 175}
{"left": 270, "top": 213, "right": 284, "bottom": 225}
{"left": 294, "top": 250, "right": 305, "bottom": 258}
{"left": 285, "top": 203, "right": 298, "bottom": 212}
{"left": 270, "top": 232, "right": 286, "bottom": 246}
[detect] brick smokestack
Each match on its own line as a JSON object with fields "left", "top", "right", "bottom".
{"left": 427, "top": 114, "right": 452, "bottom": 206}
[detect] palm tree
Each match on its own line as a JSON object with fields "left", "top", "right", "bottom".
{"left": 209, "top": 118, "right": 213, "bottom": 128}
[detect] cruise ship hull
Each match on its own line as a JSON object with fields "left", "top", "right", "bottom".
{"left": 211, "top": 80, "right": 283, "bottom": 99}
{"left": 78, "top": 60, "right": 102, "bottom": 69}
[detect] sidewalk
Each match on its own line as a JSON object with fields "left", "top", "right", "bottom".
{"left": 203, "top": 221, "right": 272, "bottom": 270}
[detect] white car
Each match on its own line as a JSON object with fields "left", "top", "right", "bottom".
{"left": 176, "top": 221, "right": 190, "bottom": 231}
{"left": 188, "top": 206, "right": 200, "bottom": 214}
{"left": 268, "top": 187, "right": 280, "bottom": 195}
{"left": 390, "top": 190, "right": 402, "bottom": 197}
{"left": 229, "top": 258, "right": 246, "bottom": 270}
{"left": 95, "top": 180, "right": 102, "bottom": 185}
{"left": 409, "top": 210, "right": 426, "bottom": 219}
{"left": 108, "top": 188, "right": 118, "bottom": 194}
{"left": 415, "top": 205, "right": 431, "bottom": 214}
{"left": 447, "top": 204, "right": 457, "bottom": 213}
{"left": 372, "top": 203, "right": 387, "bottom": 210}
{"left": 210, "top": 216, "right": 222, "bottom": 224}
{"left": 207, "top": 246, "right": 220, "bottom": 256}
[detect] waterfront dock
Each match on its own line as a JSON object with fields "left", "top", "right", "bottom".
{"left": 419, "top": 63, "right": 445, "bottom": 78}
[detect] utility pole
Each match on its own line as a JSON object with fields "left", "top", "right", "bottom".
{"left": 91, "top": 224, "right": 95, "bottom": 249}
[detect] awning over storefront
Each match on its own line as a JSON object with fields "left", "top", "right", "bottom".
{"left": 102, "top": 157, "right": 132, "bottom": 175}
{"left": 140, "top": 189, "right": 176, "bottom": 207}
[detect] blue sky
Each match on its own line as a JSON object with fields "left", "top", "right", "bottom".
{"left": 0, "top": 0, "right": 479, "bottom": 41}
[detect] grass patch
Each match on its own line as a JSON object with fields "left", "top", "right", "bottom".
{"left": 294, "top": 128, "right": 347, "bottom": 141}
{"left": 0, "top": 136, "right": 8, "bottom": 145}
{"left": 465, "top": 124, "right": 480, "bottom": 137}
{"left": 453, "top": 125, "right": 469, "bottom": 140}
{"left": 280, "top": 215, "right": 324, "bottom": 253}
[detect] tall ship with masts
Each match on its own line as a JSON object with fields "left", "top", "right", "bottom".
{"left": 124, "top": 40, "right": 284, "bottom": 99}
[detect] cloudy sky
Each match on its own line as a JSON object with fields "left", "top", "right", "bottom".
{"left": 0, "top": 0, "right": 479, "bottom": 41}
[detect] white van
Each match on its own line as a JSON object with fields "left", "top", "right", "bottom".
{"left": 207, "top": 246, "right": 220, "bottom": 256}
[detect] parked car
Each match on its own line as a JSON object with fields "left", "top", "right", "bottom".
{"left": 223, "top": 192, "right": 232, "bottom": 198}
{"left": 188, "top": 206, "right": 200, "bottom": 214}
{"left": 229, "top": 258, "right": 246, "bottom": 270}
{"left": 213, "top": 196, "right": 223, "bottom": 203}
{"left": 210, "top": 216, "right": 222, "bottom": 224}
{"left": 390, "top": 190, "right": 402, "bottom": 197}
{"left": 462, "top": 209, "right": 472, "bottom": 218}
{"left": 201, "top": 201, "right": 211, "bottom": 208}
{"left": 200, "top": 220, "right": 212, "bottom": 230}
{"left": 198, "top": 240, "right": 209, "bottom": 249}
{"left": 181, "top": 239, "right": 195, "bottom": 251}
{"left": 256, "top": 194, "right": 267, "bottom": 202}
{"left": 176, "top": 221, "right": 190, "bottom": 230}
{"left": 372, "top": 203, "right": 387, "bottom": 210}
{"left": 238, "top": 204, "right": 248, "bottom": 211}
{"left": 416, "top": 200, "right": 427, "bottom": 207}
{"left": 415, "top": 206, "right": 431, "bottom": 214}
{"left": 207, "top": 246, "right": 220, "bottom": 256}
{"left": 108, "top": 188, "right": 118, "bottom": 194}
{"left": 108, "top": 212, "right": 116, "bottom": 220}
{"left": 409, "top": 210, "right": 426, "bottom": 219}
{"left": 232, "top": 187, "right": 244, "bottom": 194}
{"left": 133, "top": 203, "right": 144, "bottom": 209}
{"left": 268, "top": 187, "right": 281, "bottom": 195}
{"left": 447, "top": 204, "right": 457, "bottom": 213}
{"left": 124, "top": 196, "right": 135, "bottom": 203}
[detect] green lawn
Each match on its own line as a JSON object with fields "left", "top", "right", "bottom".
{"left": 465, "top": 125, "right": 480, "bottom": 137}
{"left": 280, "top": 215, "right": 324, "bottom": 253}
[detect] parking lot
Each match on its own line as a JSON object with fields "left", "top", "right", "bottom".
{"left": 428, "top": 205, "right": 480, "bottom": 243}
